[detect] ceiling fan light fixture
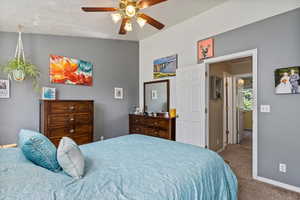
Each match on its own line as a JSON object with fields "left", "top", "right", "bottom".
{"left": 125, "top": 5, "right": 136, "bottom": 18}
{"left": 136, "top": 17, "right": 147, "bottom": 28}
{"left": 124, "top": 21, "right": 133, "bottom": 32}
{"left": 111, "top": 13, "right": 122, "bottom": 23}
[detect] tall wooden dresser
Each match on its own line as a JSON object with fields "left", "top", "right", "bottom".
{"left": 40, "top": 100, "right": 94, "bottom": 146}
{"left": 129, "top": 114, "right": 175, "bottom": 140}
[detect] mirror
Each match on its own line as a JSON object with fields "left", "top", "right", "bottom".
{"left": 144, "top": 80, "right": 169, "bottom": 113}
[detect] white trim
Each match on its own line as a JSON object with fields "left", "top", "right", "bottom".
{"left": 232, "top": 76, "right": 237, "bottom": 144}
{"left": 234, "top": 73, "right": 253, "bottom": 78}
{"left": 255, "top": 176, "right": 300, "bottom": 193}
{"left": 204, "top": 49, "right": 258, "bottom": 181}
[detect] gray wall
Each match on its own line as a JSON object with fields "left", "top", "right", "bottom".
{"left": 0, "top": 32, "right": 139, "bottom": 145}
{"left": 213, "top": 8, "right": 300, "bottom": 186}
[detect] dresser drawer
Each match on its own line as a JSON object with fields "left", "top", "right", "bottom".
{"left": 157, "top": 129, "right": 170, "bottom": 139}
{"left": 49, "top": 102, "right": 77, "bottom": 114}
{"left": 48, "top": 124, "right": 92, "bottom": 138}
{"left": 75, "top": 113, "right": 92, "bottom": 124}
{"left": 48, "top": 127, "right": 75, "bottom": 138}
{"left": 48, "top": 114, "right": 74, "bottom": 127}
{"left": 71, "top": 135, "right": 92, "bottom": 145}
{"left": 144, "top": 128, "right": 160, "bottom": 137}
{"left": 129, "top": 115, "right": 143, "bottom": 125}
{"left": 50, "top": 136, "right": 92, "bottom": 147}
{"left": 130, "top": 125, "right": 144, "bottom": 133}
{"left": 77, "top": 102, "right": 92, "bottom": 112}
{"left": 75, "top": 124, "right": 92, "bottom": 136}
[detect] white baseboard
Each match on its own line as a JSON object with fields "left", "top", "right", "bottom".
{"left": 254, "top": 176, "right": 300, "bottom": 193}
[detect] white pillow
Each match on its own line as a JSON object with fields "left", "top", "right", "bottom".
{"left": 57, "top": 137, "right": 85, "bottom": 179}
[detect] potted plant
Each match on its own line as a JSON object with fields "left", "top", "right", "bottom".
{"left": 0, "top": 26, "right": 40, "bottom": 91}
{"left": 1, "top": 58, "right": 40, "bottom": 90}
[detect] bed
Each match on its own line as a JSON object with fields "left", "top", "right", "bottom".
{"left": 0, "top": 134, "right": 237, "bottom": 200}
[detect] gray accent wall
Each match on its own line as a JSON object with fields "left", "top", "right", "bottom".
{"left": 0, "top": 32, "right": 139, "bottom": 145}
{"left": 213, "top": 9, "right": 300, "bottom": 187}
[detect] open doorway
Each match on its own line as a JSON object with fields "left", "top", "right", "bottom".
{"left": 206, "top": 54, "right": 257, "bottom": 186}
{"left": 208, "top": 56, "right": 253, "bottom": 151}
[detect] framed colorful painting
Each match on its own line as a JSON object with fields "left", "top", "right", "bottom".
{"left": 197, "top": 38, "right": 214, "bottom": 62}
{"left": 50, "top": 55, "right": 93, "bottom": 86}
{"left": 153, "top": 54, "right": 177, "bottom": 79}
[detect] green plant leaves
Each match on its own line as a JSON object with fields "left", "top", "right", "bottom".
{"left": 0, "top": 58, "right": 40, "bottom": 91}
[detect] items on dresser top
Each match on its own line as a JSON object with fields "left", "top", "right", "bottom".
{"left": 40, "top": 100, "right": 94, "bottom": 147}
{"left": 129, "top": 114, "right": 175, "bottom": 140}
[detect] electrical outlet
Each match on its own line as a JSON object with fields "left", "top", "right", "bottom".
{"left": 279, "top": 163, "right": 287, "bottom": 173}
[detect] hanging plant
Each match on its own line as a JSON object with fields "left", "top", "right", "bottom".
{"left": 0, "top": 26, "right": 40, "bottom": 91}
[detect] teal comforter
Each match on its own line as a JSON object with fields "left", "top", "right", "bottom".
{"left": 0, "top": 135, "right": 237, "bottom": 200}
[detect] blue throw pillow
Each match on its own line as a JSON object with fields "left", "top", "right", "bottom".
{"left": 18, "top": 129, "right": 61, "bottom": 172}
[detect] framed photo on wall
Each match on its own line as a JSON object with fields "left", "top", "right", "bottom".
{"left": 42, "top": 87, "right": 56, "bottom": 100}
{"left": 197, "top": 38, "right": 214, "bottom": 62}
{"left": 275, "top": 66, "right": 300, "bottom": 94}
{"left": 153, "top": 54, "right": 178, "bottom": 79}
{"left": 114, "top": 87, "right": 123, "bottom": 99}
{"left": 0, "top": 79, "right": 10, "bottom": 99}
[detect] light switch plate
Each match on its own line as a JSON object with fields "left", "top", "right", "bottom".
{"left": 260, "top": 105, "right": 271, "bottom": 113}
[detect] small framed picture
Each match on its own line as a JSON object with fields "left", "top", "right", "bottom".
{"left": 151, "top": 90, "right": 158, "bottom": 99}
{"left": 197, "top": 38, "right": 214, "bottom": 62}
{"left": 114, "top": 87, "right": 123, "bottom": 99}
{"left": 0, "top": 79, "right": 10, "bottom": 99}
{"left": 275, "top": 66, "right": 300, "bottom": 94}
{"left": 42, "top": 87, "right": 56, "bottom": 100}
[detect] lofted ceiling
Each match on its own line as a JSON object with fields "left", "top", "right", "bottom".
{"left": 0, "top": 0, "right": 227, "bottom": 41}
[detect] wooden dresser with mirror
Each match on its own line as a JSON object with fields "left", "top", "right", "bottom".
{"left": 129, "top": 80, "right": 176, "bottom": 140}
{"left": 40, "top": 100, "right": 94, "bottom": 146}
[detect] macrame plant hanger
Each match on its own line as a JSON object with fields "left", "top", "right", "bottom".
{"left": 11, "top": 25, "right": 26, "bottom": 81}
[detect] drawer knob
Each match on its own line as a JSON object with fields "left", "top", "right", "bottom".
{"left": 69, "top": 106, "right": 75, "bottom": 110}
{"left": 70, "top": 118, "right": 75, "bottom": 121}
{"left": 69, "top": 129, "right": 75, "bottom": 133}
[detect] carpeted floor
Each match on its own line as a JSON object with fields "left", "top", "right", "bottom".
{"left": 219, "top": 131, "right": 300, "bottom": 200}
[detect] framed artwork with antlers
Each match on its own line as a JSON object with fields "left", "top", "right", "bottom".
{"left": 197, "top": 38, "right": 214, "bottom": 62}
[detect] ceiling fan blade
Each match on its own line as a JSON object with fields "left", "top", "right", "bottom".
{"left": 81, "top": 7, "right": 118, "bottom": 12}
{"left": 137, "top": 0, "right": 167, "bottom": 9}
{"left": 119, "top": 18, "right": 128, "bottom": 35}
{"left": 139, "top": 13, "right": 165, "bottom": 30}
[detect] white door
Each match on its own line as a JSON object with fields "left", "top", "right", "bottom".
{"left": 176, "top": 64, "right": 206, "bottom": 147}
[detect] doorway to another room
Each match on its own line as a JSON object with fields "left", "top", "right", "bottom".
{"left": 206, "top": 54, "right": 257, "bottom": 193}
{"left": 208, "top": 56, "right": 253, "bottom": 152}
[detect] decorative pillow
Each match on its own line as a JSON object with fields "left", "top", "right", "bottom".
{"left": 57, "top": 137, "right": 85, "bottom": 179}
{"left": 18, "top": 129, "right": 61, "bottom": 172}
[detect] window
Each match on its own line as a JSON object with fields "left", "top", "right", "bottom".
{"left": 241, "top": 88, "right": 253, "bottom": 111}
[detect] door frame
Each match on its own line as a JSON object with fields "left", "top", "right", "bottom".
{"left": 204, "top": 49, "right": 258, "bottom": 179}
{"left": 223, "top": 72, "right": 234, "bottom": 147}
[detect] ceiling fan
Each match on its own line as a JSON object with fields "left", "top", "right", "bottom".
{"left": 82, "top": 0, "right": 167, "bottom": 35}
